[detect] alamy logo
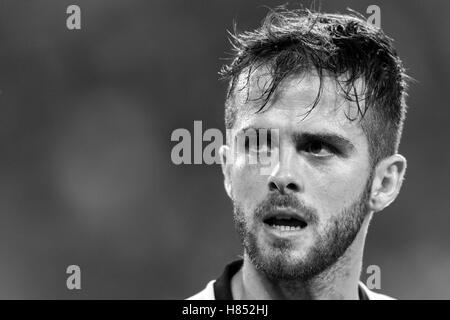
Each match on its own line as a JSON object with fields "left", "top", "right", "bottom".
{"left": 366, "top": 5, "right": 381, "bottom": 28}
{"left": 66, "top": 265, "right": 81, "bottom": 290}
{"left": 366, "top": 264, "right": 381, "bottom": 290}
{"left": 170, "top": 121, "right": 279, "bottom": 175}
{"left": 171, "top": 121, "right": 223, "bottom": 165}
{"left": 66, "top": 5, "right": 81, "bottom": 30}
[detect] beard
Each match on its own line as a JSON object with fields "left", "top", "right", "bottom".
{"left": 233, "top": 177, "right": 372, "bottom": 282}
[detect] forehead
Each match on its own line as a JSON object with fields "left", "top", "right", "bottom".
{"left": 231, "top": 67, "right": 367, "bottom": 138}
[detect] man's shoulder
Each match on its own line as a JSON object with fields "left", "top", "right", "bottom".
{"left": 187, "top": 280, "right": 396, "bottom": 300}
{"left": 359, "top": 282, "right": 396, "bottom": 300}
{"left": 186, "top": 280, "right": 216, "bottom": 300}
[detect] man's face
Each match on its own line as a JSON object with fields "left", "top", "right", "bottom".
{"left": 225, "top": 70, "right": 373, "bottom": 281}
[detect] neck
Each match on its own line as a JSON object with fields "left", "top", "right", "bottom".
{"left": 232, "top": 214, "right": 372, "bottom": 300}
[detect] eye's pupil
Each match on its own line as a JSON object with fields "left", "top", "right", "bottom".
{"left": 310, "top": 141, "right": 323, "bottom": 154}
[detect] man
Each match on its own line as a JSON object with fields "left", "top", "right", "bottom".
{"left": 188, "top": 7, "right": 409, "bottom": 300}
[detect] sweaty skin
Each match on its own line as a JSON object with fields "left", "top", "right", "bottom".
{"left": 220, "top": 69, "right": 406, "bottom": 299}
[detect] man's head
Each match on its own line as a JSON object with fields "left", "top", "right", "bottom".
{"left": 219, "top": 7, "right": 409, "bottom": 281}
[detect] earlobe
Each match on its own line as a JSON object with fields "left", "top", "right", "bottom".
{"left": 219, "top": 145, "right": 233, "bottom": 200}
{"left": 369, "top": 154, "right": 407, "bottom": 212}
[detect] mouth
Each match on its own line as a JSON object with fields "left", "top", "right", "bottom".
{"left": 262, "top": 208, "right": 308, "bottom": 232}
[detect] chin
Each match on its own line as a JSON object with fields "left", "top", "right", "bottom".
{"left": 251, "top": 237, "right": 317, "bottom": 280}
{"left": 254, "top": 252, "right": 313, "bottom": 281}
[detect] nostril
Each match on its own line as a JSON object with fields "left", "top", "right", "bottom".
{"left": 269, "top": 181, "right": 279, "bottom": 191}
{"left": 286, "top": 182, "right": 299, "bottom": 192}
{"left": 268, "top": 178, "right": 300, "bottom": 194}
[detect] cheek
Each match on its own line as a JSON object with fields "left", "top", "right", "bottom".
{"left": 231, "top": 162, "right": 267, "bottom": 212}
{"left": 308, "top": 162, "right": 369, "bottom": 215}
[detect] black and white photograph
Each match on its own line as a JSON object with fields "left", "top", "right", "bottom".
{"left": 0, "top": 0, "right": 449, "bottom": 304}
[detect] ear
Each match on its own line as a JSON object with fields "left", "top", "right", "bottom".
{"left": 368, "top": 154, "right": 407, "bottom": 212}
{"left": 219, "top": 145, "right": 233, "bottom": 200}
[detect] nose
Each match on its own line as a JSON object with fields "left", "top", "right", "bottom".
{"left": 267, "top": 147, "right": 302, "bottom": 194}
{"left": 268, "top": 174, "right": 300, "bottom": 194}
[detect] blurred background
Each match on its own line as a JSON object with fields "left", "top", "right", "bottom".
{"left": 0, "top": 0, "right": 448, "bottom": 299}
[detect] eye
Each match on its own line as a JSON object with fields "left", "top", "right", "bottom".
{"left": 245, "top": 130, "right": 272, "bottom": 153}
{"left": 304, "top": 140, "right": 336, "bottom": 157}
{"left": 244, "top": 136, "right": 257, "bottom": 152}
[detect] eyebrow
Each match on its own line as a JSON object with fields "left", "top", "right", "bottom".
{"left": 238, "top": 126, "right": 355, "bottom": 152}
{"left": 293, "top": 132, "right": 355, "bottom": 152}
{"left": 238, "top": 126, "right": 355, "bottom": 151}
{"left": 238, "top": 126, "right": 273, "bottom": 134}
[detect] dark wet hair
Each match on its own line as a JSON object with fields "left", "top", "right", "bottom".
{"left": 220, "top": 6, "right": 410, "bottom": 166}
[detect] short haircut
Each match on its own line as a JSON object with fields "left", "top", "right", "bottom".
{"left": 220, "top": 6, "right": 410, "bottom": 167}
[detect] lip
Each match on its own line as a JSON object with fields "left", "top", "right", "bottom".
{"left": 262, "top": 207, "right": 308, "bottom": 224}
{"left": 260, "top": 206, "right": 309, "bottom": 238}
{"left": 261, "top": 220, "right": 307, "bottom": 239}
